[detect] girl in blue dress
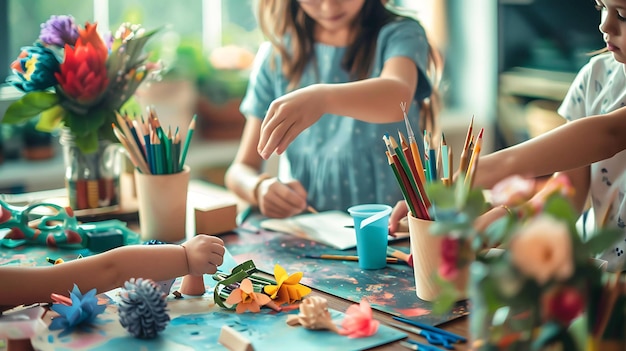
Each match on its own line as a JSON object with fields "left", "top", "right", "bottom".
{"left": 225, "top": 0, "right": 442, "bottom": 218}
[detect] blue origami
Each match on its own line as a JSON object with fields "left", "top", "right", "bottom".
{"left": 48, "top": 284, "right": 106, "bottom": 337}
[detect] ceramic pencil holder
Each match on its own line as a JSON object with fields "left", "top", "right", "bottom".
{"left": 134, "top": 165, "right": 190, "bottom": 243}
{"left": 407, "top": 213, "right": 469, "bottom": 301}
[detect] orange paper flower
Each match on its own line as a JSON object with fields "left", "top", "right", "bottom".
{"left": 263, "top": 264, "right": 311, "bottom": 306}
{"left": 225, "top": 278, "right": 271, "bottom": 314}
{"left": 338, "top": 298, "right": 379, "bottom": 338}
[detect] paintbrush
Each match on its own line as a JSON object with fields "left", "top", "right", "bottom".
{"left": 387, "top": 247, "right": 413, "bottom": 267}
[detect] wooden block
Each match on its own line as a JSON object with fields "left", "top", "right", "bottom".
{"left": 188, "top": 181, "right": 238, "bottom": 236}
{"left": 218, "top": 325, "right": 254, "bottom": 351}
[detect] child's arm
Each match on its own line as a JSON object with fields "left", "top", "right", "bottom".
{"left": 258, "top": 56, "right": 418, "bottom": 159}
{"left": 474, "top": 108, "right": 626, "bottom": 188}
{"left": 0, "top": 235, "right": 225, "bottom": 306}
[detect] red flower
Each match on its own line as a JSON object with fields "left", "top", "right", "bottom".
{"left": 542, "top": 286, "right": 585, "bottom": 325}
{"left": 55, "top": 22, "right": 108, "bottom": 104}
{"left": 439, "top": 237, "right": 460, "bottom": 280}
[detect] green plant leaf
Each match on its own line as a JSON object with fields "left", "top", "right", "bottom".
{"left": 3, "top": 92, "right": 59, "bottom": 124}
{"left": 432, "top": 275, "right": 460, "bottom": 314}
{"left": 38, "top": 105, "right": 66, "bottom": 132}
{"left": 74, "top": 131, "right": 99, "bottom": 154}
{"left": 584, "top": 227, "right": 621, "bottom": 255}
{"left": 64, "top": 109, "right": 107, "bottom": 136}
{"left": 23, "top": 91, "right": 59, "bottom": 109}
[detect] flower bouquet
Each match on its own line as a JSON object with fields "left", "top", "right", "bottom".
{"left": 2, "top": 15, "right": 159, "bottom": 154}
{"left": 426, "top": 174, "right": 618, "bottom": 350}
{"left": 2, "top": 15, "right": 159, "bottom": 210}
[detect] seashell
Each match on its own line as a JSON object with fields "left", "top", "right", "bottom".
{"left": 287, "top": 296, "right": 338, "bottom": 333}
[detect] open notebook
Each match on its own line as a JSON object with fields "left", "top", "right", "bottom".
{"left": 260, "top": 210, "right": 409, "bottom": 250}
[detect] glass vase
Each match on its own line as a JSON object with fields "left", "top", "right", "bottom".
{"left": 59, "top": 128, "right": 124, "bottom": 211}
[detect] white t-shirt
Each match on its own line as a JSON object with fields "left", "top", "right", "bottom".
{"left": 558, "top": 52, "right": 626, "bottom": 272}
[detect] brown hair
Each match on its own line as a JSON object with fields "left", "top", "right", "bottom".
{"left": 257, "top": 0, "right": 443, "bottom": 134}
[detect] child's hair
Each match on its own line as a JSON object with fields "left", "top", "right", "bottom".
{"left": 257, "top": 0, "right": 443, "bottom": 136}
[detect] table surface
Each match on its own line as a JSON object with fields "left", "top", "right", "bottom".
{"left": 1, "top": 197, "right": 471, "bottom": 351}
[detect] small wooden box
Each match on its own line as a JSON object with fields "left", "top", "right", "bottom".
{"left": 188, "top": 180, "right": 238, "bottom": 236}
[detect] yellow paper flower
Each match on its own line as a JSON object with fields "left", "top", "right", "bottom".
{"left": 264, "top": 264, "right": 312, "bottom": 306}
{"left": 224, "top": 278, "right": 271, "bottom": 313}
{"left": 510, "top": 215, "right": 574, "bottom": 285}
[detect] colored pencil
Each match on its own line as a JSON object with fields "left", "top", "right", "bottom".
{"left": 400, "top": 102, "right": 427, "bottom": 185}
{"left": 179, "top": 114, "right": 197, "bottom": 170}
{"left": 458, "top": 116, "right": 474, "bottom": 175}
{"left": 112, "top": 122, "right": 150, "bottom": 174}
{"left": 386, "top": 150, "right": 418, "bottom": 218}
{"left": 385, "top": 135, "right": 429, "bottom": 220}
{"left": 465, "top": 128, "right": 484, "bottom": 187}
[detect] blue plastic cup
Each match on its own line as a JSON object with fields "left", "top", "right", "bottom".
{"left": 347, "top": 204, "right": 392, "bottom": 270}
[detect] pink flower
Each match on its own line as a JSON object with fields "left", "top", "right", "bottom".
{"left": 439, "top": 237, "right": 460, "bottom": 280}
{"left": 490, "top": 175, "right": 536, "bottom": 207}
{"left": 510, "top": 215, "right": 574, "bottom": 285}
{"left": 529, "top": 174, "right": 575, "bottom": 212}
{"left": 338, "top": 298, "right": 379, "bottom": 338}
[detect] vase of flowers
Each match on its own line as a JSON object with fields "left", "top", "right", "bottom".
{"left": 2, "top": 15, "right": 159, "bottom": 210}
{"left": 426, "top": 174, "right": 617, "bottom": 350}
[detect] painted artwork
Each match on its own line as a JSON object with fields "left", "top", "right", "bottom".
{"left": 30, "top": 294, "right": 406, "bottom": 351}
{"left": 227, "top": 215, "right": 468, "bottom": 326}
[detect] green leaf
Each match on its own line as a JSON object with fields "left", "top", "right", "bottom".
{"left": 432, "top": 275, "right": 460, "bottom": 314}
{"left": 3, "top": 92, "right": 60, "bottom": 124}
{"left": 74, "top": 131, "right": 99, "bottom": 154}
{"left": 38, "top": 105, "right": 66, "bottom": 132}
{"left": 584, "top": 227, "right": 621, "bottom": 255}
{"left": 64, "top": 110, "right": 107, "bottom": 136}
{"left": 22, "top": 91, "right": 59, "bottom": 109}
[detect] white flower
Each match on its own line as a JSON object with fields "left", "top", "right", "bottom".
{"left": 510, "top": 215, "right": 574, "bottom": 285}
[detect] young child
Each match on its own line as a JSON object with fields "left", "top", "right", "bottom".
{"left": 225, "top": 0, "right": 442, "bottom": 218}
{"left": 393, "top": 0, "right": 626, "bottom": 272}
{"left": 0, "top": 234, "right": 225, "bottom": 307}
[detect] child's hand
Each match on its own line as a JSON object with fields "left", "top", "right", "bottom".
{"left": 258, "top": 85, "right": 324, "bottom": 159}
{"left": 181, "top": 235, "right": 226, "bottom": 276}
{"left": 257, "top": 177, "right": 308, "bottom": 218}
{"left": 388, "top": 200, "right": 409, "bottom": 234}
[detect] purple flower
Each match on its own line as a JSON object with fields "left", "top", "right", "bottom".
{"left": 39, "top": 15, "right": 79, "bottom": 47}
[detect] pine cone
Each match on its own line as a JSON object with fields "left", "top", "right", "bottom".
{"left": 118, "top": 277, "right": 170, "bottom": 339}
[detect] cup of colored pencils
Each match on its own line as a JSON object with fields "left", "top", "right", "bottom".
{"left": 112, "top": 107, "right": 197, "bottom": 175}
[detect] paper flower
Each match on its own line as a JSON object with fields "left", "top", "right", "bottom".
{"left": 225, "top": 278, "right": 272, "bottom": 313}
{"left": 118, "top": 278, "right": 170, "bottom": 339}
{"left": 3, "top": 15, "right": 160, "bottom": 154}
{"left": 48, "top": 284, "right": 106, "bottom": 337}
{"left": 338, "top": 298, "right": 379, "bottom": 338}
{"left": 510, "top": 214, "right": 574, "bottom": 285}
{"left": 286, "top": 296, "right": 338, "bottom": 333}
{"left": 263, "top": 264, "right": 311, "bottom": 306}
